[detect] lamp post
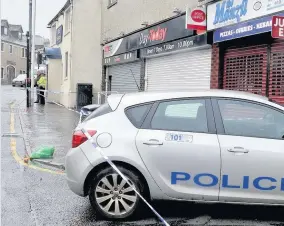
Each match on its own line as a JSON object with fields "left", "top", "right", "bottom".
{"left": 30, "top": 0, "right": 36, "bottom": 104}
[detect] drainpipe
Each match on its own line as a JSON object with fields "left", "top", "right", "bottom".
{"left": 69, "top": 0, "right": 74, "bottom": 108}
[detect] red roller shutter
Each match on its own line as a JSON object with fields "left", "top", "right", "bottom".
{"left": 223, "top": 45, "right": 268, "bottom": 96}
{"left": 269, "top": 40, "right": 284, "bottom": 105}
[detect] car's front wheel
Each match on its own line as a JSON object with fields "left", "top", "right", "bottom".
{"left": 89, "top": 166, "right": 144, "bottom": 220}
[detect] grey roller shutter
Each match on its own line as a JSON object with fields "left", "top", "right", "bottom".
{"left": 108, "top": 61, "right": 141, "bottom": 93}
{"left": 146, "top": 48, "right": 212, "bottom": 91}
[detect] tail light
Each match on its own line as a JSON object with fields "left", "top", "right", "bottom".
{"left": 72, "top": 130, "right": 97, "bottom": 148}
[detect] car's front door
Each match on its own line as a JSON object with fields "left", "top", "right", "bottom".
{"left": 213, "top": 98, "right": 284, "bottom": 204}
{"left": 136, "top": 98, "right": 221, "bottom": 201}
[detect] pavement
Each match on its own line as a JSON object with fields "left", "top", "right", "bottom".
{"left": 1, "top": 84, "right": 284, "bottom": 226}
{"left": 18, "top": 91, "right": 79, "bottom": 168}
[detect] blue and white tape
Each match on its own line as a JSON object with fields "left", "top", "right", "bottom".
{"left": 80, "top": 128, "right": 170, "bottom": 226}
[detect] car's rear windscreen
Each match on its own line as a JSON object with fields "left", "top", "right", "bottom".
{"left": 83, "top": 102, "right": 113, "bottom": 122}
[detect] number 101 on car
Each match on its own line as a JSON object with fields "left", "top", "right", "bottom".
{"left": 165, "top": 133, "right": 193, "bottom": 142}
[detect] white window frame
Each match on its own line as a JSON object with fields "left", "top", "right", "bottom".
{"left": 65, "top": 7, "right": 71, "bottom": 34}
{"left": 51, "top": 24, "right": 57, "bottom": 46}
{"left": 9, "top": 45, "right": 13, "bottom": 54}
{"left": 4, "top": 27, "right": 8, "bottom": 35}
{"left": 1, "top": 67, "right": 4, "bottom": 79}
{"left": 1, "top": 43, "right": 4, "bottom": 52}
{"left": 21, "top": 47, "right": 25, "bottom": 58}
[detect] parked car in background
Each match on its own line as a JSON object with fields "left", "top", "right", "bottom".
{"left": 12, "top": 74, "right": 37, "bottom": 87}
{"left": 12, "top": 74, "right": 27, "bottom": 87}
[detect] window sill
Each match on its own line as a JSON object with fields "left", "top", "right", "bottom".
{"left": 107, "top": 1, "right": 117, "bottom": 9}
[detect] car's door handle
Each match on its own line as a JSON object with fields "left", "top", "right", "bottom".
{"left": 227, "top": 147, "right": 249, "bottom": 154}
{"left": 143, "top": 139, "right": 163, "bottom": 146}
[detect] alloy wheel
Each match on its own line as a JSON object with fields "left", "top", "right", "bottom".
{"left": 94, "top": 173, "right": 138, "bottom": 216}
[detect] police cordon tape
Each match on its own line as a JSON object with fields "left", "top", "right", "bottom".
{"left": 24, "top": 87, "right": 72, "bottom": 94}
{"left": 22, "top": 87, "right": 171, "bottom": 225}
{"left": 80, "top": 128, "right": 170, "bottom": 226}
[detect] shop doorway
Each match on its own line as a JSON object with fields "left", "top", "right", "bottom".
{"left": 219, "top": 33, "right": 284, "bottom": 105}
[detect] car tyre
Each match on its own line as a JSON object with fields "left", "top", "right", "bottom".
{"left": 89, "top": 166, "right": 144, "bottom": 220}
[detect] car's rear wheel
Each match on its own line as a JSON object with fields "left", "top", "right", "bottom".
{"left": 89, "top": 166, "right": 143, "bottom": 220}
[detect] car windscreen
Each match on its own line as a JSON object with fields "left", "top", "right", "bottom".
{"left": 83, "top": 102, "right": 113, "bottom": 122}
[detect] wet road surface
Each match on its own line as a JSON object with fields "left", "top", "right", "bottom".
{"left": 1, "top": 85, "right": 284, "bottom": 226}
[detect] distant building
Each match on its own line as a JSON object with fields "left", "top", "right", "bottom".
{"left": 1, "top": 20, "right": 27, "bottom": 84}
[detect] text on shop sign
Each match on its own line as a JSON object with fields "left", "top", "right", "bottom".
{"left": 213, "top": 13, "right": 284, "bottom": 43}
{"left": 272, "top": 16, "right": 284, "bottom": 39}
{"left": 139, "top": 26, "right": 168, "bottom": 47}
{"left": 140, "top": 34, "right": 207, "bottom": 57}
{"left": 213, "top": 0, "right": 248, "bottom": 25}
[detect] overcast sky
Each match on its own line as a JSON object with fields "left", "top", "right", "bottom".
{"left": 1, "top": 0, "right": 67, "bottom": 38}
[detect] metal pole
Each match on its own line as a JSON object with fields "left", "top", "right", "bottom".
{"left": 26, "top": 32, "right": 30, "bottom": 107}
{"left": 27, "top": 0, "right": 32, "bottom": 107}
{"left": 30, "top": 0, "right": 36, "bottom": 104}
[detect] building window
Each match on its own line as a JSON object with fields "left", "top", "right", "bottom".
{"left": 9, "top": 45, "right": 13, "bottom": 54}
{"left": 65, "top": 52, "right": 68, "bottom": 78}
{"left": 21, "top": 48, "right": 25, "bottom": 57}
{"left": 65, "top": 8, "right": 71, "bottom": 34}
{"left": 108, "top": 0, "right": 117, "bottom": 8}
{"left": 1, "top": 68, "right": 4, "bottom": 79}
{"left": 25, "top": 49, "right": 28, "bottom": 58}
{"left": 51, "top": 24, "right": 56, "bottom": 45}
{"left": 1, "top": 43, "right": 4, "bottom": 52}
{"left": 4, "top": 27, "right": 8, "bottom": 35}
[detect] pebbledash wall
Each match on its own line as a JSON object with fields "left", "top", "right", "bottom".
{"left": 208, "top": 0, "right": 284, "bottom": 105}
{"left": 102, "top": 13, "right": 212, "bottom": 94}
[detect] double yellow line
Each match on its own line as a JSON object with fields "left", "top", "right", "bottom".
{"left": 9, "top": 104, "right": 64, "bottom": 175}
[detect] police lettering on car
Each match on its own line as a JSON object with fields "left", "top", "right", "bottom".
{"left": 171, "top": 172, "right": 284, "bottom": 191}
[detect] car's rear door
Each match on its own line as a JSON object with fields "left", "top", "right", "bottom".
{"left": 135, "top": 98, "right": 221, "bottom": 201}
{"left": 212, "top": 98, "right": 284, "bottom": 204}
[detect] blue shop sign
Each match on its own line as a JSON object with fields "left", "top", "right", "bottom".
{"left": 214, "top": 13, "right": 284, "bottom": 43}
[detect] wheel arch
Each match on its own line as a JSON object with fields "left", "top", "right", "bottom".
{"left": 84, "top": 161, "right": 151, "bottom": 200}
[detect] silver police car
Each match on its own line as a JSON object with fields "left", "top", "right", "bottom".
{"left": 66, "top": 90, "right": 284, "bottom": 220}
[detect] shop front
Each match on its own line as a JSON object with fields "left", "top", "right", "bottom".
{"left": 207, "top": 0, "right": 284, "bottom": 105}
{"left": 141, "top": 34, "right": 211, "bottom": 91}
{"left": 102, "top": 14, "right": 212, "bottom": 93}
{"left": 103, "top": 50, "right": 142, "bottom": 93}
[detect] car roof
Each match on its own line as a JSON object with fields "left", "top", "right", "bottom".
{"left": 109, "top": 89, "right": 279, "bottom": 108}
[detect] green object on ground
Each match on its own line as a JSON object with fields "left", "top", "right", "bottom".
{"left": 30, "top": 146, "right": 55, "bottom": 159}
